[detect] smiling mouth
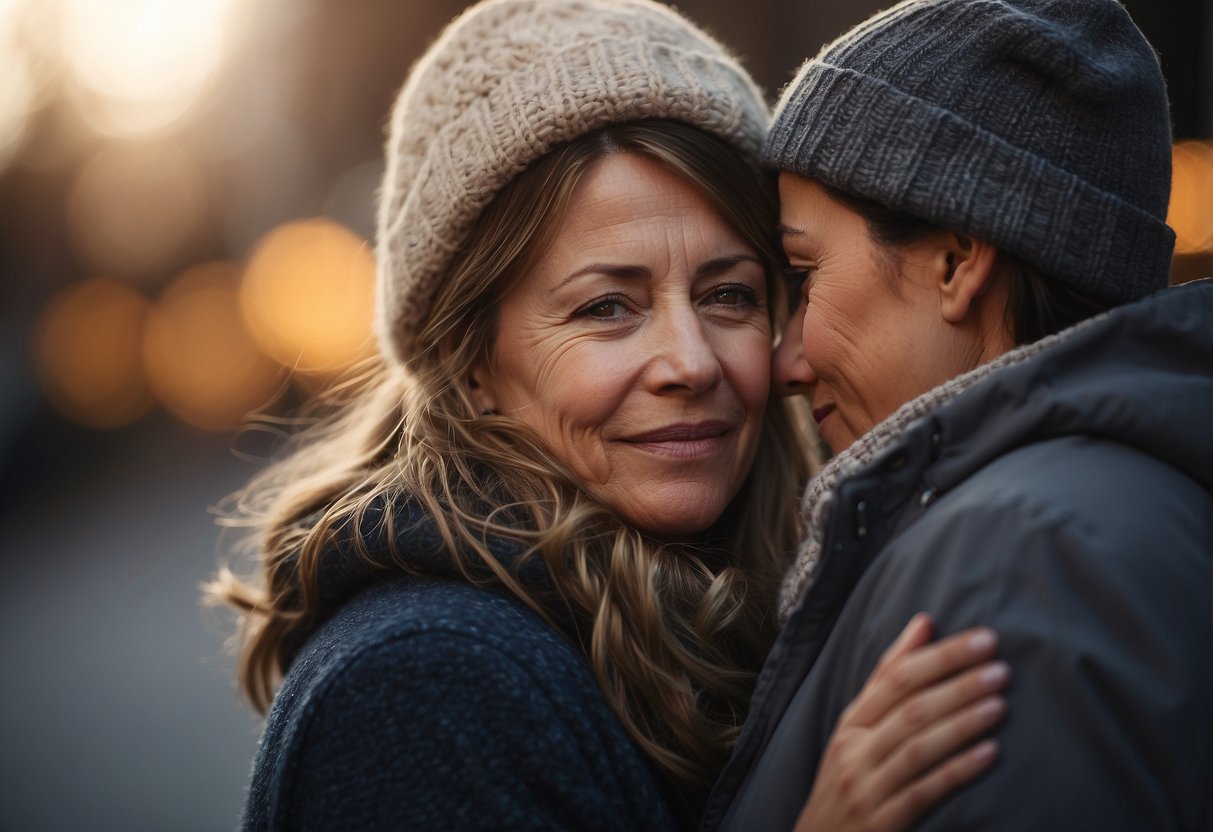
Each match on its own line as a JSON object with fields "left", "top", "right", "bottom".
{"left": 811, "top": 404, "right": 835, "bottom": 426}
{"left": 621, "top": 421, "right": 732, "bottom": 458}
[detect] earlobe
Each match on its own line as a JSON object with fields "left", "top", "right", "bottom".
{"left": 939, "top": 234, "right": 999, "bottom": 323}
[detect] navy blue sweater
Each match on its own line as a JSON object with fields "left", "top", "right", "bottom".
{"left": 243, "top": 575, "right": 683, "bottom": 830}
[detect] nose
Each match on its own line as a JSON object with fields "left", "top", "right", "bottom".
{"left": 772, "top": 300, "right": 815, "bottom": 396}
{"left": 645, "top": 305, "right": 723, "bottom": 396}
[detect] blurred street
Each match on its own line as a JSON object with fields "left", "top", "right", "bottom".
{"left": 0, "top": 418, "right": 263, "bottom": 830}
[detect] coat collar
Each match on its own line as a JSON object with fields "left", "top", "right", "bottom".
{"left": 778, "top": 279, "right": 1213, "bottom": 621}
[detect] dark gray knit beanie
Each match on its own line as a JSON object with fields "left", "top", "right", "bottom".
{"left": 765, "top": 0, "right": 1174, "bottom": 303}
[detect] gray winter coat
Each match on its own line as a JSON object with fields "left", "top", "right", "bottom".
{"left": 704, "top": 279, "right": 1213, "bottom": 831}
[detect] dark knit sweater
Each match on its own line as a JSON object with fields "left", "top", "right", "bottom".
{"left": 242, "top": 508, "right": 684, "bottom": 831}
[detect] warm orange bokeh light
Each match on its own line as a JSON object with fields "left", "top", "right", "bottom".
{"left": 240, "top": 218, "right": 377, "bottom": 376}
{"left": 1169, "top": 140, "right": 1213, "bottom": 255}
{"left": 33, "top": 277, "right": 154, "bottom": 429}
{"left": 143, "top": 261, "right": 284, "bottom": 431}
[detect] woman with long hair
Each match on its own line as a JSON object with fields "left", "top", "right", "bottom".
{"left": 211, "top": 1, "right": 1010, "bottom": 829}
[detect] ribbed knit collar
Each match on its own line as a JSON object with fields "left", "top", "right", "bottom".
{"left": 777, "top": 313, "right": 1098, "bottom": 621}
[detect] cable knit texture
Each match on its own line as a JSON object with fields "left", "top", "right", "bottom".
{"left": 375, "top": 0, "right": 770, "bottom": 367}
{"left": 764, "top": 0, "right": 1174, "bottom": 303}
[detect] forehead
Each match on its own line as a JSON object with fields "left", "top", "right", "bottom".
{"left": 561, "top": 153, "right": 716, "bottom": 231}
{"left": 534, "top": 153, "right": 747, "bottom": 268}
{"left": 776, "top": 172, "right": 833, "bottom": 230}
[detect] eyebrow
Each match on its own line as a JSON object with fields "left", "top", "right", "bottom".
{"left": 558, "top": 263, "right": 650, "bottom": 288}
{"left": 778, "top": 224, "right": 804, "bottom": 237}
{"left": 697, "top": 254, "right": 763, "bottom": 277}
{"left": 559, "top": 254, "right": 762, "bottom": 288}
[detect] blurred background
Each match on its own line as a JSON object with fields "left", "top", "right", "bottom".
{"left": 0, "top": 0, "right": 1208, "bottom": 828}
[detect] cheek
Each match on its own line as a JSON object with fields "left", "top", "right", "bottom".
{"left": 720, "top": 328, "right": 773, "bottom": 416}
{"left": 498, "top": 344, "right": 626, "bottom": 473}
{"left": 801, "top": 305, "right": 846, "bottom": 379}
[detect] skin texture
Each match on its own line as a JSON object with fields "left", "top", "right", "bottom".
{"left": 772, "top": 174, "right": 1013, "bottom": 455}
{"left": 797, "top": 615, "right": 1006, "bottom": 832}
{"left": 475, "top": 158, "right": 1008, "bottom": 831}
{"left": 473, "top": 153, "right": 771, "bottom": 539}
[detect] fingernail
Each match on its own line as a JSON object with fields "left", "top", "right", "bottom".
{"left": 968, "top": 629, "right": 997, "bottom": 654}
{"left": 977, "top": 697, "right": 1006, "bottom": 721}
{"left": 971, "top": 739, "right": 998, "bottom": 763}
{"left": 980, "top": 661, "right": 1010, "bottom": 687}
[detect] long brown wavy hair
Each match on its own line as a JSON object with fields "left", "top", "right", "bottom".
{"left": 208, "top": 120, "right": 817, "bottom": 792}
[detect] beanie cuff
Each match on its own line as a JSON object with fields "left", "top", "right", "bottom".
{"left": 764, "top": 62, "right": 1174, "bottom": 302}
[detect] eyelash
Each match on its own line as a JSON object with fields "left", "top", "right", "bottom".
{"left": 574, "top": 294, "right": 630, "bottom": 319}
{"left": 573, "top": 284, "right": 760, "bottom": 321}
{"left": 706, "top": 284, "right": 759, "bottom": 308}
{"left": 784, "top": 266, "right": 814, "bottom": 305}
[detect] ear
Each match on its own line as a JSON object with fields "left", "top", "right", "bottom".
{"left": 938, "top": 233, "right": 1000, "bottom": 323}
{"left": 467, "top": 359, "right": 499, "bottom": 416}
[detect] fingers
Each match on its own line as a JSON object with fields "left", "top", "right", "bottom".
{"left": 870, "top": 738, "right": 1000, "bottom": 832}
{"left": 794, "top": 688, "right": 1005, "bottom": 832}
{"left": 865, "top": 659, "right": 1010, "bottom": 763}
{"left": 872, "top": 613, "right": 935, "bottom": 680}
{"left": 872, "top": 682, "right": 1007, "bottom": 789}
{"left": 845, "top": 621, "right": 1000, "bottom": 727}
{"left": 841, "top": 613, "right": 933, "bottom": 726}
{"left": 801, "top": 620, "right": 1008, "bottom": 832}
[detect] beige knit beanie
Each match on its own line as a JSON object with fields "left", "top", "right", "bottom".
{"left": 374, "top": 0, "right": 770, "bottom": 368}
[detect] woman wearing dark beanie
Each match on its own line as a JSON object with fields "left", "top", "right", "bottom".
{"left": 212, "top": 0, "right": 1014, "bottom": 829}
{"left": 705, "top": 0, "right": 1211, "bottom": 829}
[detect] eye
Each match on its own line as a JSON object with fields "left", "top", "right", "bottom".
{"left": 783, "top": 266, "right": 814, "bottom": 307}
{"left": 575, "top": 295, "right": 629, "bottom": 320}
{"left": 708, "top": 285, "right": 759, "bottom": 307}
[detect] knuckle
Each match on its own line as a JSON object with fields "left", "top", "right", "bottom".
{"left": 886, "top": 661, "right": 915, "bottom": 694}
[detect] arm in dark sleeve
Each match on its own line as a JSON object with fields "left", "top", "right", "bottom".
{"left": 276, "top": 629, "right": 675, "bottom": 832}
{"left": 851, "top": 472, "right": 1211, "bottom": 831}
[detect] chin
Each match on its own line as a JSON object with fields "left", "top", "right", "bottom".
{"left": 623, "top": 493, "right": 735, "bottom": 543}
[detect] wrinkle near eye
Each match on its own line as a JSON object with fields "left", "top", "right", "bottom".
{"left": 483, "top": 153, "right": 772, "bottom": 537}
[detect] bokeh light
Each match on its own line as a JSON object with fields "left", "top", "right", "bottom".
{"left": 58, "top": 0, "right": 248, "bottom": 138}
{"left": 1169, "top": 140, "right": 1213, "bottom": 254}
{"left": 143, "top": 261, "right": 283, "bottom": 432}
{"left": 66, "top": 141, "right": 209, "bottom": 279}
{"left": 240, "top": 218, "right": 377, "bottom": 377}
{"left": 0, "top": 40, "right": 35, "bottom": 170}
{"left": 33, "top": 277, "right": 154, "bottom": 429}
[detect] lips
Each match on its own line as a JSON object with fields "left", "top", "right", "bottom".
{"left": 619, "top": 421, "right": 734, "bottom": 459}
{"left": 623, "top": 421, "right": 730, "bottom": 443}
{"left": 811, "top": 404, "right": 835, "bottom": 426}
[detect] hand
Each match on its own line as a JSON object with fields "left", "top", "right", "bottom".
{"left": 794, "top": 613, "right": 1009, "bottom": 832}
